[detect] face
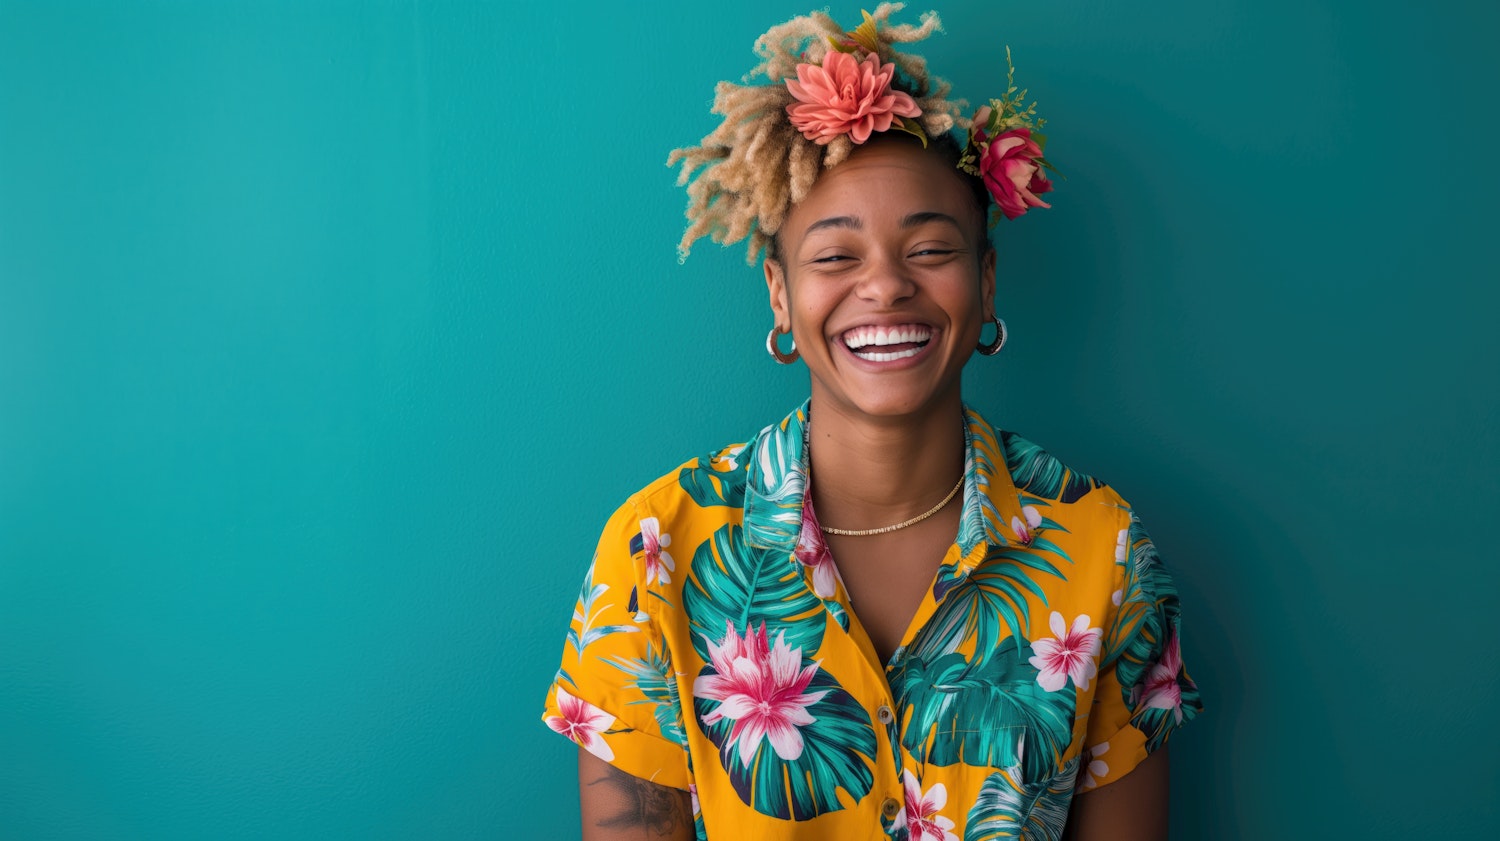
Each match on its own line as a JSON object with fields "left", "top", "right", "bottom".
{"left": 765, "top": 139, "right": 996, "bottom": 425}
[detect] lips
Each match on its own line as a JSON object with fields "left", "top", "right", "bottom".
{"left": 841, "top": 323, "right": 932, "bottom": 361}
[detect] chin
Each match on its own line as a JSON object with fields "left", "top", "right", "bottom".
{"left": 815, "top": 377, "right": 964, "bottom": 424}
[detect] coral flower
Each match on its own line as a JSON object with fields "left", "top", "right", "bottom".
{"left": 978, "top": 127, "right": 1053, "bottom": 219}
{"left": 1029, "top": 611, "right": 1102, "bottom": 692}
{"left": 693, "top": 621, "right": 829, "bottom": 767}
{"left": 785, "top": 51, "right": 921, "bottom": 145}
{"left": 545, "top": 685, "right": 617, "bottom": 762}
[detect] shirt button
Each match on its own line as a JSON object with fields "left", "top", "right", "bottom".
{"left": 881, "top": 797, "right": 901, "bottom": 820}
{"left": 876, "top": 705, "right": 894, "bottom": 725}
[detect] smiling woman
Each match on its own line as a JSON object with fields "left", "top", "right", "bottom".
{"left": 539, "top": 6, "right": 1202, "bottom": 840}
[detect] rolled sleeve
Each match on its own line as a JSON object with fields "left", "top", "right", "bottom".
{"left": 1080, "top": 506, "right": 1203, "bottom": 791}
{"left": 540, "top": 498, "right": 693, "bottom": 791}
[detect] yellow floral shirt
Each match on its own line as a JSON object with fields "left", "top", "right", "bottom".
{"left": 542, "top": 404, "right": 1201, "bottom": 840}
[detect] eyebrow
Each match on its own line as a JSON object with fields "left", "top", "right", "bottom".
{"left": 802, "top": 211, "right": 963, "bottom": 235}
{"left": 900, "top": 211, "right": 964, "bottom": 229}
{"left": 804, "top": 215, "right": 861, "bottom": 234}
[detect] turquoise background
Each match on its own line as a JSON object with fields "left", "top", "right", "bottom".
{"left": 2, "top": 0, "right": 1496, "bottom": 837}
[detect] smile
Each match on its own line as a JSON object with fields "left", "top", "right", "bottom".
{"left": 841, "top": 324, "right": 932, "bottom": 362}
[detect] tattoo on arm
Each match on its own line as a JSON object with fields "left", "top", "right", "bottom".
{"left": 587, "top": 764, "right": 691, "bottom": 836}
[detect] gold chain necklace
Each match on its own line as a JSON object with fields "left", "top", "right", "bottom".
{"left": 818, "top": 472, "right": 965, "bottom": 537}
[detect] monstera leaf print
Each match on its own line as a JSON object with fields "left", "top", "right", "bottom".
{"left": 683, "top": 524, "right": 827, "bottom": 662}
{"left": 964, "top": 756, "right": 1079, "bottom": 841}
{"left": 891, "top": 650, "right": 1075, "bottom": 781}
{"left": 683, "top": 523, "right": 875, "bottom": 819}
{"left": 1002, "top": 432, "right": 1101, "bottom": 505}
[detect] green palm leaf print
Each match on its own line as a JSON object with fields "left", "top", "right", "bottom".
{"left": 920, "top": 544, "right": 1067, "bottom": 664}
{"left": 1002, "top": 432, "right": 1101, "bottom": 504}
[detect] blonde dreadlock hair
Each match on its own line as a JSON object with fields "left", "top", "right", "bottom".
{"left": 667, "top": 4, "right": 971, "bottom": 264}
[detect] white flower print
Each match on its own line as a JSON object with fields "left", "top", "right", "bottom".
{"left": 1079, "top": 741, "right": 1110, "bottom": 791}
{"left": 900, "top": 769, "right": 958, "bottom": 841}
{"left": 1029, "top": 611, "right": 1103, "bottom": 692}
{"left": 1010, "top": 504, "right": 1044, "bottom": 544}
{"left": 545, "top": 685, "right": 617, "bottom": 762}
{"left": 639, "top": 517, "right": 675, "bottom": 586}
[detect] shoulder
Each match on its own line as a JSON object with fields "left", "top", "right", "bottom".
{"left": 626, "top": 439, "right": 752, "bottom": 516}
{"left": 988, "top": 426, "right": 1135, "bottom": 546}
{"left": 996, "top": 429, "right": 1117, "bottom": 506}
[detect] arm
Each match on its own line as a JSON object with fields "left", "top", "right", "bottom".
{"left": 578, "top": 747, "right": 694, "bottom": 841}
{"left": 1063, "top": 746, "right": 1170, "bottom": 841}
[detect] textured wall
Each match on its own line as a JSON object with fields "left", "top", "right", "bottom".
{"left": 2, "top": 1, "right": 1496, "bottom": 838}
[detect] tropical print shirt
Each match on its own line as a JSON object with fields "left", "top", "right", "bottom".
{"left": 542, "top": 403, "right": 1202, "bottom": 840}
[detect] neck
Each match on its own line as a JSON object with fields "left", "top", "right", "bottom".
{"left": 805, "top": 397, "right": 967, "bottom": 532}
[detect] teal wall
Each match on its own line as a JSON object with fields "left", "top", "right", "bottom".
{"left": 2, "top": 1, "right": 1495, "bottom": 837}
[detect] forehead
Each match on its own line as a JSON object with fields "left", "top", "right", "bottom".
{"left": 785, "top": 141, "right": 976, "bottom": 232}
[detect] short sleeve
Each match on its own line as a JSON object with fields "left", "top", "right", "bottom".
{"left": 540, "top": 498, "right": 694, "bottom": 790}
{"left": 1079, "top": 505, "right": 1203, "bottom": 791}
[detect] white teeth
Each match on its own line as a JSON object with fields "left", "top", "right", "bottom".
{"left": 842, "top": 325, "right": 932, "bottom": 349}
{"left": 853, "top": 346, "right": 924, "bottom": 362}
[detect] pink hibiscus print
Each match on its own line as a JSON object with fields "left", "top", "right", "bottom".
{"left": 1029, "top": 611, "right": 1103, "bottom": 692}
{"left": 1139, "top": 631, "right": 1186, "bottom": 723}
{"left": 795, "top": 500, "right": 845, "bottom": 599}
{"left": 899, "top": 770, "right": 958, "bottom": 841}
{"left": 785, "top": 50, "right": 921, "bottom": 145}
{"left": 693, "top": 621, "right": 829, "bottom": 767}
{"left": 545, "top": 685, "right": 616, "bottom": 762}
{"left": 639, "top": 517, "right": 675, "bottom": 586}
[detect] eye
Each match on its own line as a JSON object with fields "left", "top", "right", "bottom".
{"left": 909, "top": 247, "right": 960, "bottom": 260}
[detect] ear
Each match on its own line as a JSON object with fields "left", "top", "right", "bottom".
{"left": 980, "top": 247, "right": 997, "bottom": 320}
{"left": 764, "top": 257, "right": 791, "bottom": 331}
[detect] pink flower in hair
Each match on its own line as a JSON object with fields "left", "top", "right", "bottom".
{"left": 785, "top": 51, "right": 921, "bottom": 145}
{"left": 978, "top": 127, "right": 1053, "bottom": 219}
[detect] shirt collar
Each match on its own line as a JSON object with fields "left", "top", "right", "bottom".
{"left": 742, "top": 402, "right": 1033, "bottom": 562}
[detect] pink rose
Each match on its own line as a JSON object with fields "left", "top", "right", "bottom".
{"left": 978, "top": 128, "right": 1053, "bottom": 219}
{"left": 785, "top": 51, "right": 921, "bottom": 145}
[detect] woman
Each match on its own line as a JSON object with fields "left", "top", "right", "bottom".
{"left": 542, "top": 7, "right": 1201, "bottom": 839}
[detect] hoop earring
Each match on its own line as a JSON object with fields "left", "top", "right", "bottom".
{"left": 766, "top": 325, "right": 799, "bottom": 364}
{"left": 976, "top": 315, "right": 1008, "bottom": 356}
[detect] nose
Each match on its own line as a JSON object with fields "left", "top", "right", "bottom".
{"left": 853, "top": 253, "right": 916, "bottom": 306}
